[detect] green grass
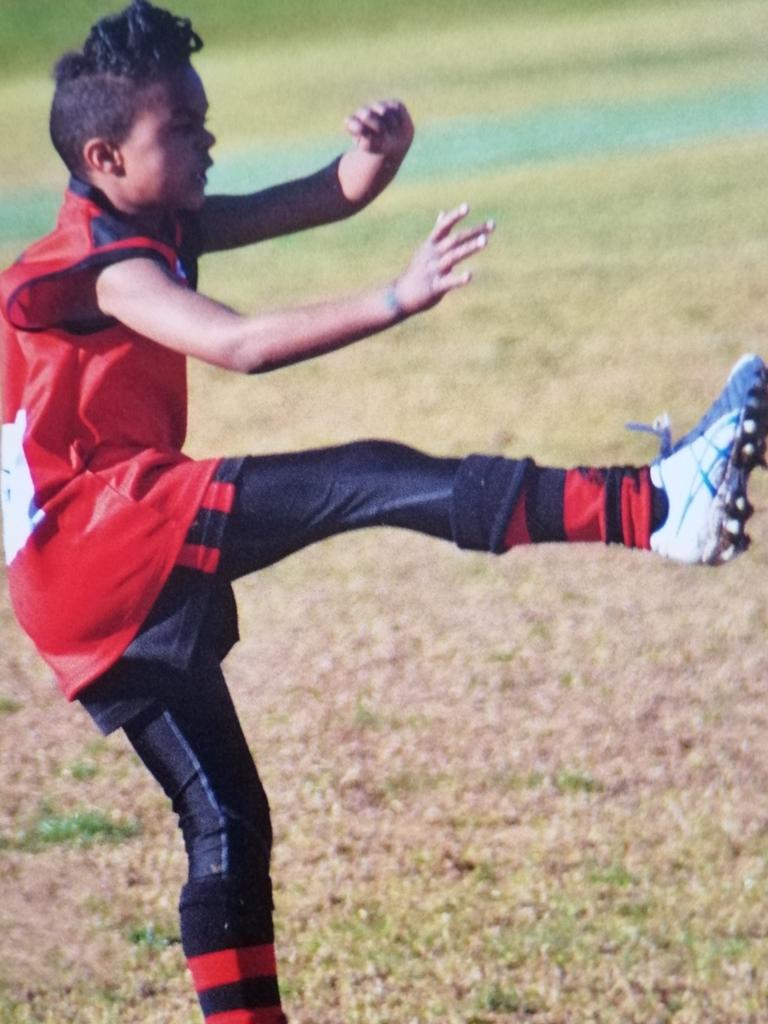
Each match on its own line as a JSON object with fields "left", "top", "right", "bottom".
{"left": 1, "top": 806, "right": 140, "bottom": 851}
{"left": 127, "top": 922, "right": 180, "bottom": 950}
{"left": 555, "top": 769, "right": 603, "bottom": 793}
{"left": 68, "top": 759, "right": 99, "bottom": 781}
{"left": 0, "top": 0, "right": 665, "bottom": 78}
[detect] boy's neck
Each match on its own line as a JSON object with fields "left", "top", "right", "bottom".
{"left": 72, "top": 177, "right": 174, "bottom": 240}
{"left": 74, "top": 174, "right": 171, "bottom": 237}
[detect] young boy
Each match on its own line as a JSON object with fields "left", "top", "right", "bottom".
{"left": 1, "top": 2, "right": 766, "bottom": 1021}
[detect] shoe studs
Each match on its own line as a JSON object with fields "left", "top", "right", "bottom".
{"left": 719, "top": 375, "right": 768, "bottom": 559}
{"left": 736, "top": 440, "right": 766, "bottom": 469}
{"left": 728, "top": 494, "right": 754, "bottom": 519}
{"left": 718, "top": 518, "right": 752, "bottom": 562}
{"left": 725, "top": 518, "right": 747, "bottom": 544}
{"left": 719, "top": 519, "right": 750, "bottom": 564}
{"left": 736, "top": 388, "right": 768, "bottom": 469}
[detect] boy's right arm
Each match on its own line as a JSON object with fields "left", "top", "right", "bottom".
{"left": 96, "top": 206, "right": 492, "bottom": 374}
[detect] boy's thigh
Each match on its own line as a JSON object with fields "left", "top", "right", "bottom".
{"left": 112, "top": 659, "right": 273, "bottom": 877}
{"left": 84, "top": 655, "right": 264, "bottom": 805}
{"left": 220, "top": 441, "right": 458, "bottom": 577}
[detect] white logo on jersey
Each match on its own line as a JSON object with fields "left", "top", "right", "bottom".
{"left": 1, "top": 409, "right": 45, "bottom": 565}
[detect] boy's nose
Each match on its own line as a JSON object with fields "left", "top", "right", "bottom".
{"left": 198, "top": 128, "right": 215, "bottom": 152}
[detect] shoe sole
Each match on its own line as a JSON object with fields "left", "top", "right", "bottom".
{"left": 708, "top": 364, "right": 768, "bottom": 564}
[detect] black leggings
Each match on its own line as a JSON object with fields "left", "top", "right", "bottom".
{"left": 122, "top": 659, "right": 272, "bottom": 886}
{"left": 117, "top": 442, "right": 527, "bottom": 882}
{"left": 120, "top": 654, "right": 280, "bottom": 1017}
{"left": 105, "top": 442, "right": 529, "bottom": 1016}
{"left": 220, "top": 440, "right": 461, "bottom": 576}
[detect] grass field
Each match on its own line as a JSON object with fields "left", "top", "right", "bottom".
{"left": 2, "top": 0, "right": 768, "bottom": 1021}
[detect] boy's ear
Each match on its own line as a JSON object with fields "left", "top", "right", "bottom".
{"left": 82, "top": 138, "right": 126, "bottom": 177}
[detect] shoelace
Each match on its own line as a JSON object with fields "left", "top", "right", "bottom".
{"left": 625, "top": 411, "right": 673, "bottom": 458}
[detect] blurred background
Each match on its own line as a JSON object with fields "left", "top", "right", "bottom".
{"left": 2, "top": 2, "right": 768, "bottom": 1022}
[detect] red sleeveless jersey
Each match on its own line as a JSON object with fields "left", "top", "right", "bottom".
{"left": 0, "top": 179, "right": 220, "bottom": 699}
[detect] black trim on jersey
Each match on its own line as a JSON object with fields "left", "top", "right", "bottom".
{"left": 69, "top": 175, "right": 133, "bottom": 219}
{"left": 91, "top": 214, "right": 141, "bottom": 249}
{"left": 7, "top": 179, "right": 204, "bottom": 333}
{"left": 177, "top": 211, "right": 201, "bottom": 291}
{"left": 70, "top": 176, "right": 201, "bottom": 289}
{"left": 5, "top": 248, "right": 170, "bottom": 334}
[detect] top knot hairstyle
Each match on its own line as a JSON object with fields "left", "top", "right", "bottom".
{"left": 50, "top": 0, "right": 204, "bottom": 176}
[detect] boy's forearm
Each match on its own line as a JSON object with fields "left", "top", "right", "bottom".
{"left": 337, "top": 99, "right": 414, "bottom": 209}
{"left": 336, "top": 148, "right": 404, "bottom": 208}
{"left": 232, "top": 286, "right": 406, "bottom": 374}
{"left": 196, "top": 153, "right": 400, "bottom": 254}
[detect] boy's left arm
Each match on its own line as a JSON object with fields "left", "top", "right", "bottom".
{"left": 196, "top": 99, "right": 414, "bottom": 253}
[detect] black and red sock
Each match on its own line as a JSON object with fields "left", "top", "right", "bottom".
{"left": 503, "top": 465, "right": 668, "bottom": 550}
{"left": 181, "top": 877, "right": 286, "bottom": 1024}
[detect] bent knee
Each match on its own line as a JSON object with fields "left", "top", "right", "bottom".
{"left": 182, "top": 788, "right": 273, "bottom": 883}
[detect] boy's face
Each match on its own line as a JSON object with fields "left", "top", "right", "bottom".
{"left": 113, "top": 66, "right": 215, "bottom": 213}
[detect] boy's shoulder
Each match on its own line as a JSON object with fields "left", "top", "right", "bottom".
{"left": 1, "top": 181, "right": 198, "bottom": 334}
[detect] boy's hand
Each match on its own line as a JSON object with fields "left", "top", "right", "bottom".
{"left": 344, "top": 99, "right": 414, "bottom": 160}
{"left": 393, "top": 204, "right": 494, "bottom": 316}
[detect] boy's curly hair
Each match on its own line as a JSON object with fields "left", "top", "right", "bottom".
{"left": 50, "top": 0, "right": 204, "bottom": 176}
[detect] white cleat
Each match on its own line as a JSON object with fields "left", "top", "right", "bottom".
{"left": 649, "top": 354, "right": 768, "bottom": 565}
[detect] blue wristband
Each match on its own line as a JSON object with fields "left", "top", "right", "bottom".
{"left": 384, "top": 285, "right": 405, "bottom": 321}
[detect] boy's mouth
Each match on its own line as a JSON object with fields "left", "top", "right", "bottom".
{"left": 194, "top": 160, "right": 213, "bottom": 187}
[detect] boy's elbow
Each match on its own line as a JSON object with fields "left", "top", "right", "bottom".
{"left": 202, "top": 318, "right": 258, "bottom": 374}
{"left": 226, "top": 344, "right": 264, "bottom": 375}
{"left": 212, "top": 316, "right": 294, "bottom": 374}
{"left": 222, "top": 327, "right": 273, "bottom": 375}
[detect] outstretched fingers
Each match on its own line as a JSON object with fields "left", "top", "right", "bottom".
{"left": 430, "top": 203, "right": 476, "bottom": 243}
{"left": 436, "top": 221, "right": 494, "bottom": 259}
{"left": 433, "top": 217, "right": 494, "bottom": 291}
{"left": 430, "top": 267, "right": 473, "bottom": 296}
{"left": 395, "top": 203, "right": 495, "bottom": 313}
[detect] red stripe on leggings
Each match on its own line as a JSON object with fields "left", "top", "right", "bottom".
{"left": 620, "top": 467, "right": 652, "bottom": 550}
{"left": 205, "top": 1009, "right": 286, "bottom": 1024}
{"left": 202, "top": 480, "right": 236, "bottom": 514}
{"left": 188, "top": 944, "right": 277, "bottom": 992}
{"left": 176, "top": 543, "right": 220, "bottom": 574}
{"left": 563, "top": 468, "right": 606, "bottom": 542}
